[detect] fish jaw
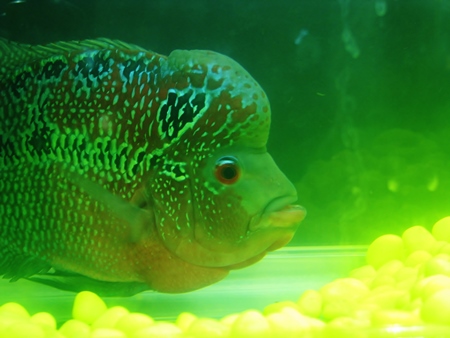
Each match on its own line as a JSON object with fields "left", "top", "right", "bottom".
{"left": 221, "top": 209, "right": 305, "bottom": 270}
{"left": 170, "top": 193, "right": 305, "bottom": 271}
{"left": 172, "top": 220, "right": 302, "bottom": 269}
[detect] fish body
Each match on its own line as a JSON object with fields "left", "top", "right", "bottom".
{"left": 0, "top": 38, "right": 305, "bottom": 295}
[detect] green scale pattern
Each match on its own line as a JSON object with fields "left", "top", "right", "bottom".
{"left": 0, "top": 39, "right": 181, "bottom": 280}
{"left": 0, "top": 38, "right": 270, "bottom": 290}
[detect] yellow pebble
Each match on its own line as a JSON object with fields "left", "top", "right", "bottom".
{"left": 281, "top": 306, "right": 310, "bottom": 322}
{"left": 324, "top": 316, "right": 370, "bottom": 338}
{"left": 321, "top": 278, "right": 370, "bottom": 302}
{"left": 434, "top": 253, "right": 450, "bottom": 261}
{"left": 349, "top": 265, "right": 376, "bottom": 286}
{"left": 115, "top": 312, "right": 154, "bottom": 335}
{"left": 230, "top": 310, "right": 271, "bottom": 338}
{"left": 2, "top": 321, "right": 45, "bottom": 338}
{"left": 0, "top": 302, "right": 30, "bottom": 320}
{"left": 130, "top": 322, "right": 183, "bottom": 338}
{"left": 321, "top": 298, "right": 355, "bottom": 320}
{"left": 91, "top": 328, "right": 127, "bottom": 338}
{"left": 431, "top": 240, "right": 447, "bottom": 255}
{"left": 395, "top": 266, "right": 419, "bottom": 283}
{"left": 266, "top": 311, "right": 308, "bottom": 338}
{"left": 404, "top": 250, "right": 432, "bottom": 267}
{"left": 353, "top": 302, "right": 379, "bottom": 322}
{"left": 370, "top": 273, "right": 396, "bottom": 289}
{"left": 92, "top": 306, "right": 129, "bottom": 330}
{"left": 320, "top": 278, "right": 370, "bottom": 320}
{"left": 305, "top": 316, "right": 326, "bottom": 336}
{"left": 72, "top": 291, "right": 108, "bottom": 325}
{"left": 362, "top": 287, "right": 410, "bottom": 310}
{"left": 371, "top": 309, "right": 421, "bottom": 326}
{"left": 49, "top": 332, "right": 67, "bottom": 338}
{"left": 263, "top": 301, "right": 299, "bottom": 316}
{"left": 412, "top": 275, "right": 434, "bottom": 299}
{"left": 378, "top": 259, "right": 404, "bottom": 276}
{"left": 366, "top": 234, "right": 405, "bottom": 268}
{"left": 0, "top": 312, "right": 24, "bottom": 332}
{"left": 59, "top": 319, "right": 91, "bottom": 338}
{"left": 419, "top": 275, "right": 450, "bottom": 300}
{"left": 186, "top": 318, "right": 229, "bottom": 338}
{"left": 220, "top": 313, "right": 238, "bottom": 327}
{"left": 421, "top": 288, "right": 450, "bottom": 325}
{"left": 407, "top": 298, "right": 423, "bottom": 313}
{"left": 281, "top": 307, "right": 312, "bottom": 331}
{"left": 424, "top": 256, "right": 450, "bottom": 277}
{"left": 432, "top": 216, "right": 450, "bottom": 242}
{"left": 438, "top": 243, "right": 450, "bottom": 256}
{"left": 402, "top": 225, "right": 436, "bottom": 254}
{"left": 297, "top": 289, "right": 323, "bottom": 318}
{"left": 394, "top": 266, "right": 419, "bottom": 291}
{"left": 175, "top": 312, "right": 197, "bottom": 331}
{"left": 30, "top": 312, "right": 57, "bottom": 331}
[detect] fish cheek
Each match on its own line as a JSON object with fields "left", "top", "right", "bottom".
{"left": 192, "top": 187, "right": 250, "bottom": 250}
{"left": 148, "top": 165, "right": 254, "bottom": 267}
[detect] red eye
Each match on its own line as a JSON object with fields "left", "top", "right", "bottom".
{"left": 214, "top": 157, "right": 240, "bottom": 185}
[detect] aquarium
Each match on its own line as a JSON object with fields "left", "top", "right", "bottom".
{"left": 1, "top": 0, "right": 450, "bottom": 337}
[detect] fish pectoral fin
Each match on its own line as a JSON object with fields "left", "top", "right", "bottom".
{"left": 26, "top": 271, "right": 150, "bottom": 297}
{"left": 0, "top": 250, "right": 51, "bottom": 282}
{"left": 63, "top": 167, "right": 152, "bottom": 242}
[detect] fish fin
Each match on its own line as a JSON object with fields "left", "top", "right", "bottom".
{"left": 62, "top": 166, "right": 151, "bottom": 242}
{"left": 0, "top": 247, "right": 51, "bottom": 281}
{"left": 26, "top": 271, "right": 150, "bottom": 297}
{"left": 0, "top": 37, "right": 149, "bottom": 79}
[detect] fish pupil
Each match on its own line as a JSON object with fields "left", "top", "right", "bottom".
{"left": 222, "top": 166, "right": 237, "bottom": 180}
{"left": 215, "top": 157, "right": 240, "bottom": 185}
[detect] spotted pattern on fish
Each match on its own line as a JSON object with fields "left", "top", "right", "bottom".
{"left": 0, "top": 38, "right": 298, "bottom": 294}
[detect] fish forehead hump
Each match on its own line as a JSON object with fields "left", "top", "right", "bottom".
{"left": 160, "top": 49, "right": 271, "bottom": 150}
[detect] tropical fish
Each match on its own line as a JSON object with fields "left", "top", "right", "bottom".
{"left": 0, "top": 38, "right": 306, "bottom": 296}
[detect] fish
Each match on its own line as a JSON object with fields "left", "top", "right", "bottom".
{"left": 0, "top": 38, "right": 306, "bottom": 296}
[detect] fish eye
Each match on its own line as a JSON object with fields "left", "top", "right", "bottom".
{"left": 214, "top": 156, "right": 240, "bottom": 185}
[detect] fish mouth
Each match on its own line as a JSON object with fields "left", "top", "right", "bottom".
{"left": 249, "top": 195, "right": 306, "bottom": 231}
{"left": 268, "top": 204, "right": 306, "bottom": 227}
{"left": 263, "top": 195, "right": 299, "bottom": 214}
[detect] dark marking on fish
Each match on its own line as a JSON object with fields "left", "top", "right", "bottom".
{"left": 158, "top": 91, "right": 206, "bottom": 140}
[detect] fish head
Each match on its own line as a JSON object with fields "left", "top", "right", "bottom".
{"left": 148, "top": 49, "right": 306, "bottom": 269}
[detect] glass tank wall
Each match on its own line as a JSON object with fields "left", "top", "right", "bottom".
{"left": 1, "top": 0, "right": 449, "bottom": 246}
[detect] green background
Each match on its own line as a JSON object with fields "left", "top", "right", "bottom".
{"left": 2, "top": 0, "right": 450, "bottom": 245}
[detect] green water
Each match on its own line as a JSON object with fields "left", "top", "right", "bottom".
{"left": 1, "top": 0, "right": 449, "bottom": 246}
{"left": 2, "top": 2, "right": 450, "bottom": 329}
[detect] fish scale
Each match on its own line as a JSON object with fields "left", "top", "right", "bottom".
{"left": 0, "top": 37, "right": 303, "bottom": 295}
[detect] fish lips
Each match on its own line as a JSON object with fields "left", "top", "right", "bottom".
{"left": 249, "top": 195, "right": 306, "bottom": 232}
